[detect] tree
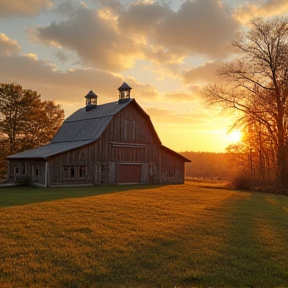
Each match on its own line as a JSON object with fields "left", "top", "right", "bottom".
{"left": 204, "top": 17, "right": 288, "bottom": 193}
{"left": 0, "top": 83, "right": 64, "bottom": 155}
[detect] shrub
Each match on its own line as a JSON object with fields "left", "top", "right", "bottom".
{"left": 231, "top": 173, "right": 251, "bottom": 190}
{"left": 16, "top": 176, "right": 32, "bottom": 186}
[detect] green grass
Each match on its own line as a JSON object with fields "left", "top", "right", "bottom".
{"left": 1, "top": 182, "right": 288, "bottom": 287}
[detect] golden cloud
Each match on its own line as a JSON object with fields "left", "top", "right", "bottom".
{"left": 0, "top": 33, "right": 21, "bottom": 55}
{"left": 0, "top": 0, "right": 53, "bottom": 17}
{"left": 234, "top": 0, "right": 288, "bottom": 24}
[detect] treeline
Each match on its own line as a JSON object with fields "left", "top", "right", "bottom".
{"left": 0, "top": 83, "right": 64, "bottom": 179}
{"left": 180, "top": 151, "right": 233, "bottom": 180}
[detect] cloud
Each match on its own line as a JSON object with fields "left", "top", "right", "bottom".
{"left": 0, "top": 51, "right": 121, "bottom": 102}
{"left": 119, "top": 0, "right": 241, "bottom": 61}
{"left": 128, "top": 80, "right": 160, "bottom": 100}
{"left": 183, "top": 61, "right": 222, "bottom": 84}
{"left": 96, "top": 0, "right": 124, "bottom": 12}
{"left": 118, "top": 1, "right": 170, "bottom": 36}
{"left": 234, "top": 0, "right": 288, "bottom": 24}
{"left": 0, "top": 0, "right": 53, "bottom": 17}
{"left": 0, "top": 47, "right": 160, "bottom": 117}
{"left": 154, "top": 0, "right": 240, "bottom": 58}
{"left": 34, "top": 4, "right": 143, "bottom": 71}
{"left": 163, "top": 91, "right": 197, "bottom": 102}
{"left": 145, "top": 105, "right": 220, "bottom": 128}
{"left": 0, "top": 33, "right": 21, "bottom": 55}
{"left": 31, "top": 0, "right": 240, "bottom": 75}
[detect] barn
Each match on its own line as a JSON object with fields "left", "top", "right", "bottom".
{"left": 7, "top": 83, "right": 190, "bottom": 187}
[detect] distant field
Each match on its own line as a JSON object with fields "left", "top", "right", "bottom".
{"left": 1, "top": 182, "right": 288, "bottom": 287}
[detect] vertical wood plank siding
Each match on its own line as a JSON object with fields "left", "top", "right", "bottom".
{"left": 8, "top": 160, "right": 46, "bottom": 185}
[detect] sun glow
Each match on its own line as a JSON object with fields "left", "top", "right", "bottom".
{"left": 227, "top": 130, "right": 242, "bottom": 144}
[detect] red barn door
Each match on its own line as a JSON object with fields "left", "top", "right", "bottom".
{"left": 117, "top": 164, "right": 142, "bottom": 184}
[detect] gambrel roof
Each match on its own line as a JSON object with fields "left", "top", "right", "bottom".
{"left": 52, "top": 98, "right": 135, "bottom": 143}
{"left": 8, "top": 98, "right": 162, "bottom": 160}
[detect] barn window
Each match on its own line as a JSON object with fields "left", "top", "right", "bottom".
{"left": 63, "top": 166, "right": 69, "bottom": 177}
{"left": 79, "top": 166, "right": 87, "bottom": 178}
{"left": 14, "top": 167, "right": 19, "bottom": 175}
{"left": 63, "top": 166, "right": 75, "bottom": 178}
{"left": 70, "top": 167, "right": 75, "bottom": 177}
{"left": 33, "top": 166, "right": 39, "bottom": 176}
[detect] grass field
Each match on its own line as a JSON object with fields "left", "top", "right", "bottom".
{"left": 1, "top": 182, "right": 288, "bottom": 287}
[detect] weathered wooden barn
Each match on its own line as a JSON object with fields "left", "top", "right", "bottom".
{"left": 7, "top": 83, "right": 190, "bottom": 187}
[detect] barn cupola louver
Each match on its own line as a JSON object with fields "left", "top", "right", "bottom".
{"left": 118, "top": 82, "right": 132, "bottom": 104}
{"left": 85, "top": 90, "right": 98, "bottom": 111}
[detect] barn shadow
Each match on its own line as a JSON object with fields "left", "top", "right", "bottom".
{"left": 0, "top": 184, "right": 163, "bottom": 207}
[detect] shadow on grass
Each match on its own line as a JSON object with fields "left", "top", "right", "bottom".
{"left": 88, "top": 193, "right": 288, "bottom": 287}
{"left": 0, "top": 184, "right": 163, "bottom": 207}
{"left": 58, "top": 192, "right": 288, "bottom": 288}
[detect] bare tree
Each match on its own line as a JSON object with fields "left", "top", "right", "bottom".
{"left": 204, "top": 17, "right": 288, "bottom": 193}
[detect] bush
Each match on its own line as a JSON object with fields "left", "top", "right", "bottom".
{"left": 16, "top": 176, "right": 32, "bottom": 186}
{"left": 231, "top": 173, "right": 252, "bottom": 190}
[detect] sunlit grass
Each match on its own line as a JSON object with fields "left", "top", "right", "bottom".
{"left": 1, "top": 183, "right": 288, "bottom": 287}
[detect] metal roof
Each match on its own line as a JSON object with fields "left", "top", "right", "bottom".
{"left": 85, "top": 90, "right": 97, "bottom": 99}
{"left": 52, "top": 99, "right": 133, "bottom": 143}
{"left": 51, "top": 115, "right": 112, "bottom": 143}
{"left": 7, "top": 140, "right": 93, "bottom": 160}
{"left": 160, "top": 145, "right": 191, "bottom": 162}
{"left": 118, "top": 82, "right": 132, "bottom": 91}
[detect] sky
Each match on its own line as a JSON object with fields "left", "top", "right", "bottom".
{"left": 0, "top": 0, "right": 287, "bottom": 153}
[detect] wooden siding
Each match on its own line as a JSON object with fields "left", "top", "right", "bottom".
{"left": 159, "top": 148, "right": 186, "bottom": 184}
{"left": 48, "top": 144, "right": 95, "bottom": 186}
{"left": 8, "top": 160, "right": 46, "bottom": 185}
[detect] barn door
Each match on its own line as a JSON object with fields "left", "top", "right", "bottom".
{"left": 117, "top": 164, "right": 142, "bottom": 184}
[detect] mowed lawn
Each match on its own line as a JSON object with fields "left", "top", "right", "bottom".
{"left": 1, "top": 183, "right": 288, "bottom": 288}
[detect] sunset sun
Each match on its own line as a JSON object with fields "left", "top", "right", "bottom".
{"left": 227, "top": 130, "right": 242, "bottom": 144}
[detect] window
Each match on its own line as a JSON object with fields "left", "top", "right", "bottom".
{"left": 21, "top": 162, "right": 26, "bottom": 175}
{"left": 70, "top": 167, "right": 75, "bottom": 177}
{"left": 79, "top": 166, "right": 86, "bottom": 178}
{"left": 63, "top": 166, "right": 69, "bottom": 177}
{"left": 63, "top": 166, "right": 75, "bottom": 178}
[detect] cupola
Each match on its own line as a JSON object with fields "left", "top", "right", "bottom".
{"left": 85, "top": 90, "right": 98, "bottom": 111}
{"left": 118, "top": 82, "right": 132, "bottom": 104}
